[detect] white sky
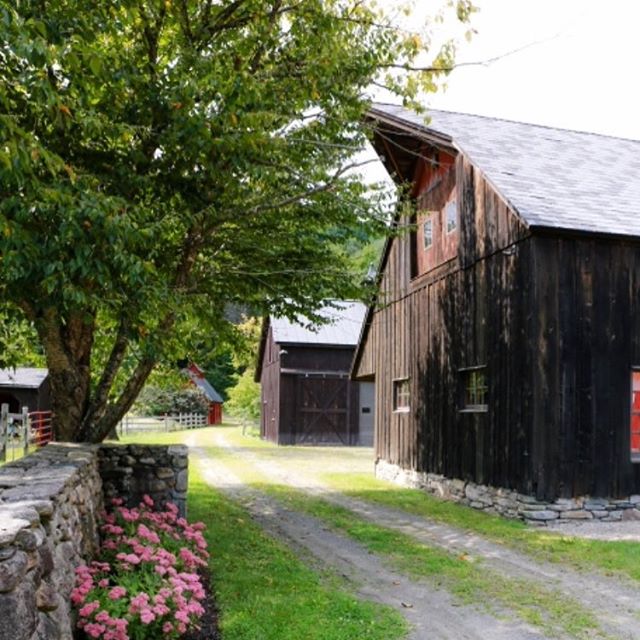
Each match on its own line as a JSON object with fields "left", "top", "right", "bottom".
{"left": 384, "top": 0, "right": 640, "bottom": 140}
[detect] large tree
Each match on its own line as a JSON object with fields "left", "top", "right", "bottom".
{"left": 0, "top": 0, "right": 473, "bottom": 442}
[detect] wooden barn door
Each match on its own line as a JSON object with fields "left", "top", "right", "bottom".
{"left": 295, "top": 375, "right": 349, "bottom": 444}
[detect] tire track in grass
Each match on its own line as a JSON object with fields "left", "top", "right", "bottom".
{"left": 194, "top": 449, "right": 551, "bottom": 640}
{"left": 205, "top": 430, "right": 640, "bottom": 639}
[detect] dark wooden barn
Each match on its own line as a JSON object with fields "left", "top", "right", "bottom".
{"left": 353, "top": 104, "right": 640, "bottom": 517}
{"left": 0, "top": 368, "right": 50, "bottom": 413}
{"left": 257, "top": 301, "right": 374, "bottom": 446}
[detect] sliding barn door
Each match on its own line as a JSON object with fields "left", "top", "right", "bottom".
{"left": 295, "top": 375, "right": 349, "bottom": 444}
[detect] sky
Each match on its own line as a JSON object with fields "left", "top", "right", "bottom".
{"left": 384, "top": 0, "right": 640, "bottom": 140}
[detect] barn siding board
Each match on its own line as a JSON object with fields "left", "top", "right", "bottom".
{"left": 521, "top": 235, "right": 640, "bottom": 499}
{"left": 359, "top": 158, "right": 541, "bottom": 493}
{"left": 260, "top": 327, "right": 281, "bottom": 444}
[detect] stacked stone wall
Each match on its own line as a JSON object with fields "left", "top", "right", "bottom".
{"left": 376, "top": 460, "right": 640, "bottom": 525}
{"left": 0, "top": 442, "right": 189, "bottom": 640}
{"left": 98, "top": 444, "right": 188, "bottom": 518}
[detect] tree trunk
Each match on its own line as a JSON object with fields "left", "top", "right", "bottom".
{"left": 36, "top": 309, "right": 94, "bottom": 442}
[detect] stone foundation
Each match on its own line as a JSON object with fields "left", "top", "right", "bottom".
{"left": 0, "top": 442, "right": 189, "bottom": 640}
{"left": 375, "top": 459, "right": 640, "bottom": 525}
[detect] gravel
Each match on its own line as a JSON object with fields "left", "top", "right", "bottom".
{"left": 546, "top": 519, "right": 640, "bottom": 540}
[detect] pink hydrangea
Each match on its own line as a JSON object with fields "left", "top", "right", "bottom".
{"left": 73, "top": 499, "right": 208, "bottom": 639}
{"left": 79, "top": 601, "right": 100, "bottom": 617}
{"left": 108, "top": 586, "right": 127, "bottom": 600}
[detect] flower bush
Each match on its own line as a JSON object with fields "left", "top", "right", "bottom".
{"left": 71, "top": 496, "right": 209, "bottom": 640}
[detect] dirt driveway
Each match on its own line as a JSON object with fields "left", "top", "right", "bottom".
{"left": 187, "top": 426, "right": 640, "bottom": 640}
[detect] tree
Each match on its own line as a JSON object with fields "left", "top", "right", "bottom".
{"left": 225, "top": 368, "right": 261, "bottom": 424}
{"left": 0, "top": 0, "right": 474, "bottom": 442}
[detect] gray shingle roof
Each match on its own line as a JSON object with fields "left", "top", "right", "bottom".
{"left": 0, "top": 368, "right": 48, "bottom": 389}
{"left": 191, "top": 377, "right": 223, "bottom": 404}
{"left": 271, "top": 301, "right": 366, "bottom": 347}
{"left": 371, "top": 104, "right": 640, "bottom": 237}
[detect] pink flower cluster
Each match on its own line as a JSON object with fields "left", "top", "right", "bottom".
{"left": 71, "top": 496, "right": 208, "bottom": 640}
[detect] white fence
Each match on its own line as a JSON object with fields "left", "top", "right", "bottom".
{"left": 117, "top": 413, "right": 207, "bottom": 436}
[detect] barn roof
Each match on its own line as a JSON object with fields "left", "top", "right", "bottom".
{"left": 370, "top": 104, "right": 640, "bottom": 237}
{"left": 0, "top": 368, "right": 48, "bottom": 389}
{"left": 270, "top": 301, "right": 367, "bottom": 347}
{"left": 184, "top": 363, "right": 224, "bottom": 404}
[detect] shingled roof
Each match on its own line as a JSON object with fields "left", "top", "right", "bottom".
{"left": 370, "top": 104, "right": 640, "bottom": 237}
{"left": 0, "top": 368, "right": 48, "bottom": 389}
{"left": 270, "top": 301, "right": 366, "bottom": 347}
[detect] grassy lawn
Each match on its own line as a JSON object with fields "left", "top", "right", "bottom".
{"left": 116, "top": 428, "right": 408, "bottom": 640}
{"left": 115, "top": 426, "right": 636, "bottom": 637}
{"left": 320, "top": 471, "right": 640, "bottom": 582}
{"left": 192, "top": 425, "right": 640, "bottom": 584}
{"left": 186, "top": 436, "right": 604, "bottom": 639}
{"left": 262, "top": 484, "right": 604, "bottom": 640}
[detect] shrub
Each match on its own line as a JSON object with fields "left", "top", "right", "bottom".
{"left": 132, "top": 386, "right": 209, "bottom": 416}
{"left": 72, "top": 497, "right": 209, "bottom": 640}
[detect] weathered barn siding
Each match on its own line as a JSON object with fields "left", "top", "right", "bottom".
{"left": 529, "top": 234, "right": 640, "bottom": 499}
{"left": 260, "top": 326, "right": 281, "bottom": 443}
{"left": 258, "top": 307, "right": 365, "bottom": 446}
{"left": 358, "top": 146, "right": 640, "bottom": 500}
{"left": 357, "top": 155, "right": 537, "bottom": 493}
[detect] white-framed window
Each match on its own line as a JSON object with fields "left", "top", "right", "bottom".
{"left": 446, "top": 199, "right": 457, "bottom": 233}
{"left": 393, "top": 378, "right": 410, "bottom": 412}
{"left": 423, "top": 218, "right": 433, "bottom": 250}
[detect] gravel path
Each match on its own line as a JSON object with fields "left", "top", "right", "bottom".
{"left": 546, "top": 519, "right": 640, "bottom": 540}
{"left": 192, "top": 442, "right": 550, "bottom": 640}
{"left": 200, "top": 430, "right": 640, "bottom": 640}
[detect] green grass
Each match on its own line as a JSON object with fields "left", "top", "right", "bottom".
{"left": 187, "top": 462, "right": 409, "bottom": 640}
{"left": 115, "top": 428, "right": 619, "bottom": 637}
{"left": 181, "top": 436, "right": 605, "bottom": 639}
{"left": 258, "top": 483, "right": 606, "bottom": 640}
{"left": 119, "top": 428, "right": 640, "bottom": 584}
{"left": 322, "top": 471, "right": 640, "bottom": 581}
{"left": 117, "top": 428, "right": 408, "bottom": 639}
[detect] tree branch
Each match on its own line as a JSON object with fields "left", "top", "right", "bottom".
{"left": 79, "top": 317, "right": 131, "bottom": 436}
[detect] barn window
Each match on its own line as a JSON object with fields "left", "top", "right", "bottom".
{"left": 423, "top": 218, "right": 433, "bottom": 250}
{"left": 446, "top": 200, "right": 457, "bottom": 233}
{"left": 393, "top": 378, "right": 410, "bottom": 412}
{"left": 631, "top": 370, "right": 640, "bottom": 461}
{"left": 460, "top": 367, "right": 488, "bottom": 412}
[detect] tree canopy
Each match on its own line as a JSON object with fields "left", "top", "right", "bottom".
{"left": 0, "top": 0, "right": 473, "bottom": 441}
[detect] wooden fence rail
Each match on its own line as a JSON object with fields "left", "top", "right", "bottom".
{"left": 116, "top": 413, "right": 207, "bottom": 436}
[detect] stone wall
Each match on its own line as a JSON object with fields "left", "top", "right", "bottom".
{"left": 0, "top": 442, "right": 189, "bottom": 640}
{"left": 98, "top": 444, "right": 189, "bottom": 518}
{"left": 376, "top": 459, "right": 640, "bottom": 525}
{"left": 0, "top": 444, "right": 103, "bottom": 640}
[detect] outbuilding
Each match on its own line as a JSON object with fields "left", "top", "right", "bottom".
{"left": 184, "top": 362, "right": 224, "bottom": 425}
{"left": 353, "top": 105, "right": 640, "bottom": 521}
{"left": 0, "top": 368, "right": 50, "bottom": 414}
{"left": 257, "top": 301, "right": 373, "bottom": 446}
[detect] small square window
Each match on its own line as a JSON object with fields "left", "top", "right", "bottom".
{"left": 460, "top": 367, "right": 487, "bottom": 412}
{"left": 423, "top": 219, "right": 433, "bottom": 250}
{"left": 393, "top": 378, "right": 410, "bottom": 412}
{"left": 446, "top": 200, "right": 457, "bottom": 233}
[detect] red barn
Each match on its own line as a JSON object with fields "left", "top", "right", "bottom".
{"left": 184, "top": 363, "right": 224, "bottom": 425}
